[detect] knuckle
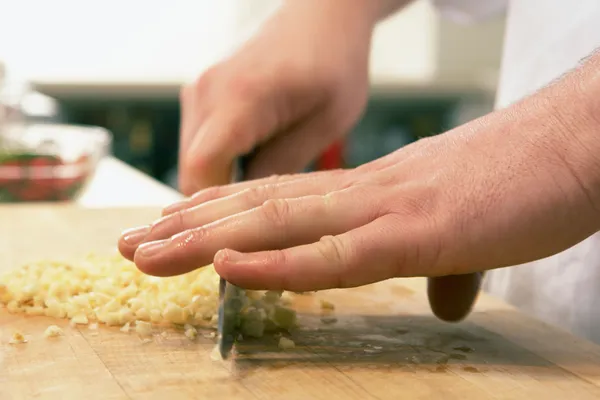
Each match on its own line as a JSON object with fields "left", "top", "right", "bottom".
{"left": 265, "top": 250, "right": 289, "bottom": 290}
{"left": 260, "top": 198, "right": 292, "bottom": 228}
{"left": 326, "top": 169, "right": 353, "bottom": 186}
{"left": 224, "top": 112, "right": 252, "bottom": 143}
{"left": 387, "top": 190, "right": 443, "bottom": 274}
{"left": 266, "top": 249, "right": 288, "bottom": 268}
{"left": 267, "top": 174, "right": 293, "bottom": 185}
{"left": 325, "top": 182, "right": 384, "bottom": 218}
{"left": 344, "top": 181, "right": 375, "bottom": 196}
{"left": 316, "top": 235, "right": 348, "bottom": 266}
{"left": 193, "top": 65, "right": 220, "bottom": 93}
{"left": 225, "top": 74, "right": 260, "bottom": 102}
{"left": 393, "top": 189, "right": 438, "bottom": 222}
{"left": 172, "top": 209, "right": 186, "bottom": 230}
{"left": 181, "top": 148, "right": 207, "bottom": 171}
{"left": 240, "top": 186, "right": 272, "bottom": 208}
{"left": 322, "top": 189, "right": 345, "bottom": 207}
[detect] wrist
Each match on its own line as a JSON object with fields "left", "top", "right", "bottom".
{"left": 539, "top": 52, "right": 600, "bottom": 212}
{"left": 269, "top": 1, "right": 379, "bottom": 69}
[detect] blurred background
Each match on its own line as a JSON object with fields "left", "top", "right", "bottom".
{"left": 0, "top": 0, "right": 506, "bottom": 192}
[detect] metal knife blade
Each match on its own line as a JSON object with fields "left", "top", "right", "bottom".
{"left": 217, "top": 154, "right": 253, "bottom": 360}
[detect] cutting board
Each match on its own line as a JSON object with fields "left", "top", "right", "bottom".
{"left": 2, "top": 204, "right": 600, "bottom": 400}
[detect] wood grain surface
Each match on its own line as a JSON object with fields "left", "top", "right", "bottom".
{"left": 2, "top": 204, "right": 600, "bottom": 400}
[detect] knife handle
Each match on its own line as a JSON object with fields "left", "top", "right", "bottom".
{"left": 427, "top": 272, "right": 484, "bottom": 322}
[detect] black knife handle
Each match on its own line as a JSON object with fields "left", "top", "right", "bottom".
{"left": 427, "top": 272, "right": 484, "bottom": 322}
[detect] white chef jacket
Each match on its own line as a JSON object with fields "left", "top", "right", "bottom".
{"left": 431, "top": 0, "right": 600, "bottom": 344}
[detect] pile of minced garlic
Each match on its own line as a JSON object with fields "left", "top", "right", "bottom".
{"left": 0, "top": 254, "right": 298, "bottom": 346}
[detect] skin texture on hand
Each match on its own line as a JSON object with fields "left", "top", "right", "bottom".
{"left": 119, "top": 51, "right": 600, "bottom": 306}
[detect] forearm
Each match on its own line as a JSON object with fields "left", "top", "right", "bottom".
{"left": 278, "top": 0, "right": 413, "bottom": 33}
{"left": 449, "top": 46, "right": 600, "bottom": 261}
{"left": 524, "top": 49, "right": 600, "bottom": 211}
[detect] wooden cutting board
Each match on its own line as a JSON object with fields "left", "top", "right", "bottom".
{"left": 2, "top": 204, "right": 600, "bottom": 400}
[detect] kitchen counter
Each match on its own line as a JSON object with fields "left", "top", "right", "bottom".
{"left": 77, "top": 156, "right": 182, "bottom": 208}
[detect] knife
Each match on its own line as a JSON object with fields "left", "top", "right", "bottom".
{"left": 217, "top": 153, "right": 254, "bottom": 360}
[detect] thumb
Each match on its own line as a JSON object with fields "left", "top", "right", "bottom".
{"left": 181, "top": 104, "right": 277, "bottom": 193}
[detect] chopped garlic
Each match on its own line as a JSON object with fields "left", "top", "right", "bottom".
{"left": 135, "top": 320, "right": 152, "bottom": 336}
{"left": 120, "top": 322, "right": 131, "bottom": 333}
{"left": 44, "top": 325, "right": 64, "bottom": 338}
{"left": 240, "top": 308, "right": 265, "bottom": 338}
{"left": 319, "top": 299, "right": 335, "bottom": 310}
{"left": 278, "top": 336, "right": 295, "bottom": 350}
{"left": 183, "top": 323, "right": 195, "bottom": 331}
{"left": 270, "top": 305, "right": 297, "bottom": 330}
{"left": 279, "top": 291, "right": 293, "bottom": 306}
{"left": 0, "top": 254, "right": 298, "bottom": 342}
{"left": 263, "top": 290, "right": 283, "bottom": 304}
{"left": 9, "top": 331, "right": 27, "bottom": 344}
{"left": 118, "top": 308, "right": 134, "bottom": 325}
{"left": 163, "top": 303, "right": 188, "bottom": 324}
{"left": 150, "top": 309, "right": 162, "bottom": 323}
{"left": 135, "top": 308, "right": 150, "bottom": 321}
{"left": 210, "top": 345, "right": 223, "bottom": 361}
{"left": 184, "top": 325, "right": 197, "bottom": 340}
{"left": 71, "top": 314, "right": 89, "bottom": 325}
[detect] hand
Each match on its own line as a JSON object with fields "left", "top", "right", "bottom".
{"left": 119, "top": 84, "right": 600, "bottom": 323}
{"left": 177, "top": 1, "right": 374, "bottom": 195}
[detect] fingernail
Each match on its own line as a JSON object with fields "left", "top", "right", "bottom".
{"left": 163, "top": 200, "right": 189, "bottom": 215}
{"left": 216, "top": 249, "right": 245, "bottom": 264}
{"left": 138, "top": 239, "right": 170, "bottom": 257}
{"left": 122, "top": 226, "right": 150, "bottom": 246}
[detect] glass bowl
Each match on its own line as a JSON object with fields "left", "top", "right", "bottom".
{"left": 0, "top": 123, "right": 112, "bottom": 202}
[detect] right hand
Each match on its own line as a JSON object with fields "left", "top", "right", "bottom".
{"left": 177, "top": 1, "right": 374, "bottom": 195}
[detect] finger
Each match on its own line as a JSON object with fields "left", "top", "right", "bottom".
{"left": 133, "top": 189, "right": 377, "bottom": 277}
{"left": 120, "top": 174, "right": 349, "bottom": 259}
{"left": 246, "top": 112, "right": 342, "bottom": 180}
{"left": 119, "top": 225, "right": 151, "bottom": 262}
{"left": 212, "top": 215, "right": 404, "bottom": 291}
{"left": 181, "top": 98, "right": 279, "bottom": 194}
{"left": 178, "top": 84, "right": 204, "bottom": 194}
{"left": 178, "top": 84, "right": 198, "bottom": 157}
{"left": 162, "top": 168, "right": 349, "bottom": 216}
{"left": 427, "top": 273, "right": 483, "bottom": 322}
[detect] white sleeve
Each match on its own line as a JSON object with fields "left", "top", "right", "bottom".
{"left": 429, "top": 0, "right": 508, "bottom": 23}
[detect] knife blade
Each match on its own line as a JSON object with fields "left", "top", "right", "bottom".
{"left": 217, "top": 153, "right": 253, "bottom": 360}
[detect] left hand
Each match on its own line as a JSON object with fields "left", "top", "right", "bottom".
{"left": 118, "top": 96, "right": 599, "bottom": 293}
